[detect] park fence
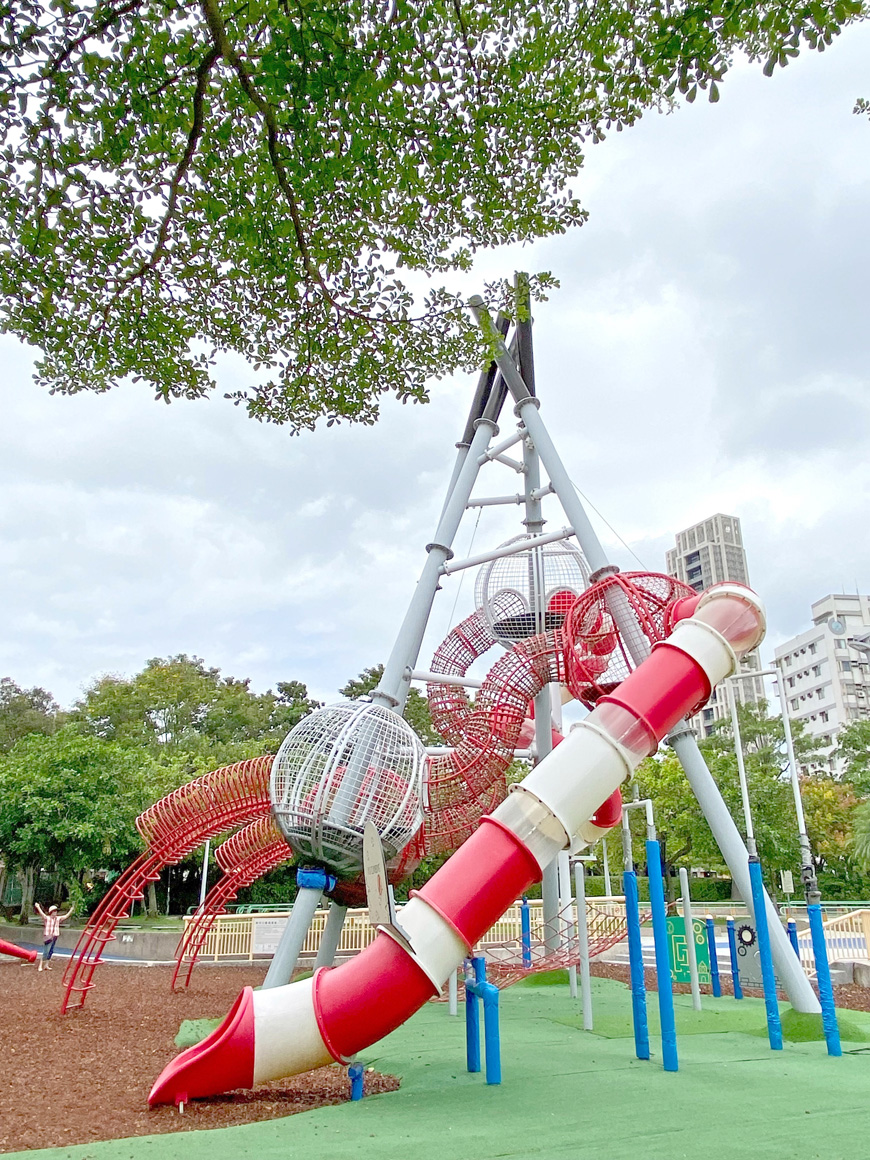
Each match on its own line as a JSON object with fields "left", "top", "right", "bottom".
{"left": 179, "top": 897, "right": 632, "bottom": 966}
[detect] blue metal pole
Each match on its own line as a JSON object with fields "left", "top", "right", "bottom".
{"left": 623, "top": 868, "right": 649, "bottom": 1061}
{"left": 726, "top": 918, "right": 743, "bottom": 1000}
{"left": 520, "top": 896, "right": 532, "bottom": 969}
{"left": 474, "top": 958, "right": 502, "bottom": 1085}
{"left": 465, "top": 959, "right": 480, "bottom": 1073}
{"left": 646, "top": 839, "right": 678, "bottom": 1072}
{"left": 348, "top": 1062, "right": 364, "bottom": 1100}
{"left": 748, "top": 858, "right": 783, "bottom": 1050}
{"left": 705, "top": 917, "right": 722, "bottom": 998}
{"left": 807, "top": 903, "right": 842, "bottom": 1057}
{"left": 787, "top": 919, "right": 800, "bottom": 958}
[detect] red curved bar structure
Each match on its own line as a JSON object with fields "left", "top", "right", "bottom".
{"left": 171, "top": 817, "right": 292, "bottom": 991}
{"left": 61, "top": 756, "right": 273, "bottom": 1012}
{"left": 563, "top": 572, "right": 695, "bottom": 705}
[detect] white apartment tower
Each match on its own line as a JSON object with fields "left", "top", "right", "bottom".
{"left": 773, "top": 594, "right": 870, "bottom": 775}
{"left": 666, "top": 513, "right": 763, "bottom": 735}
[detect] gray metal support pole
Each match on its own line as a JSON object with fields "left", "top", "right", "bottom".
{"left": 314, "top": 901, "right": 348, "bottom": 969}
{"left": 668, "top": 723, "right": 820, "bottom": 1014}
{"left": 774, "top": 662, "right": 817, "bottom": 900}
{"left": 728, "top": 679, "right": 757, "bottom": 857}
{"left": 262, "top": 887, "right": 324, "bottom": 989}
{"left": 372, "top": 416, "right": 498, "bottom": 712}
{"left": 602, "top": 837, "right": 613, "bottom": 897}
{"left": 574, "top": 861, "right": 593, "bottom": 1029}
{"left": 679, "top": 866, "right": 702, "bottom": 1011}
{"left": 448, "top": 968, "right": 458, "bottom": 1016}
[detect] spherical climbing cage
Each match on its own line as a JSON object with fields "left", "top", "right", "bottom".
{"left": 270, "top": 701, "right": 425, "bottom": 877}
{"left": 474, "top": 534, "right": 589, "bottom": 648}
{"left": 562, "top": 571, "right": 696, "bottom": 707}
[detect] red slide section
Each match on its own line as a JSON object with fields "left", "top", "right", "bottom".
{"left": 0, "top": 937, "right": 38, "bottom": 964}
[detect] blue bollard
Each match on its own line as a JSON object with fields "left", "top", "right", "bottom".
{"left": 788, "top": 919, "right": 800, "bottom": 958}
{"left": 646, "top": 839, "right": 678, "bottom": 1072}
{"left": 465, "top": 956, "right": 501, "bottom": 1083}
{"left": 348, "top": 1062, "right": 364, "bottom": 1101}
{"left": 465, "top": 959, "right": 481, "bottom": 1073}
{"left": 705, "top": 917, "right": 722, "bottom": 998}
{"left": 726, "top": 918, "right": 743, "bottom": 1000}
{"left": 748, "top": 858, "right": 783, "bottom": 1051}
{"left": 807, "top": 903, "right": 842, "bottom": 1057}
{"left": 521, "top": 896, "right": 532, "bottom": 969}
{"left": 623, "top": 868, "right": 649, "bottom": 1061}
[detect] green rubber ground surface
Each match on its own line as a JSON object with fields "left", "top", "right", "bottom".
{"left": 15, "top": 978, "right": 870, "bottom": 1160}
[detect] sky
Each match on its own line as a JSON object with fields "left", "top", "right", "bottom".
{"left": 1, "top": 24, "right": 869, "bottom": 714}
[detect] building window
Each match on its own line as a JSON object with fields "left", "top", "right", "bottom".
{"left": 809, "top": 642, "right": 817, "bottom": 655}
{"left": 787, "top": 677, "right": 794, "bottom": 688}
{"left": 835, "top": 639, "right": 847, "bottom": 650}
{"left": 812, "top": 665, "right": 821, "bottom": 677}
{"left": 820, "top": 710, "right": 829, "bottom": 723}
{"left": 791, "top": 699, "right": 799, "bottom": 711}
{"left": 785, "top": 656, "right": 792, "bottom": 667}
{"left": 840, "top": 660, "right": 853, "bottom": 673}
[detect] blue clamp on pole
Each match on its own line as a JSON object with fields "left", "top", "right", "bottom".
{"left": 520, "top": 896, "right": 532, "bottom": 969}
{"left": 646, "top": 838, "right": 678, "bottom": 1072}
{"left": 726, "top": 918, "right": 743, "bottom": 1000}
{"left": 807, "top": 902, "right": 842, "bottom": 1057}
{"left": 623, "top": 867, "right": 649, "bottom": 1061}
{"left": 348, "top": 1062, "right": 364, "bottom": 1101}
{"left": 296, "top": 867, "right": 337, "bottom": 893}
{"left": 705, "top": 917, "right": 721, "bottom": 998}
{"left": 748, "top": 857, "right": 783, "bottom": 1051}
{"left": 787, "top": 919, "right": 800, "bottom": 958}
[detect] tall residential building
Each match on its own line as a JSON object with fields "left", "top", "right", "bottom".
{"left": 773, "top": 594, "right": 870, "bottom": 775}
{"left": 666, "top": 513, "right": 764, "bottom": 735}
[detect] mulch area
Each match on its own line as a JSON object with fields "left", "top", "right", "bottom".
{"left": 0, "top": 960, "right": 399, "bottom": 1155}
{"left": 589, "top": 959, "right": 870, "bottom": 1012}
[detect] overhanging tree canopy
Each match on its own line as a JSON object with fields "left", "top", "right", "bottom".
{"left": 0, "top": 0, "right": 861, "bottom": 429}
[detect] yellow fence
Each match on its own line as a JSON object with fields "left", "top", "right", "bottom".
{"left": 182, "top": 897, "right": 631, "bottom": 964}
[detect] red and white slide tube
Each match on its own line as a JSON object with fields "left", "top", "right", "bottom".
{"left": 149, "top": 582, "right": 765, "bottom": 1106}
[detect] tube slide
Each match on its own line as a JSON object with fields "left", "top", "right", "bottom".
{"left": 149, "top": 583, "right": 765, "bottom": 1107}
{"left": 0, "top": 937, "right": 38, "bottom": 964}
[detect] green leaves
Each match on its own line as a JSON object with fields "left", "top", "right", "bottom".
{"left": 0, "top": 0, "right": 861, "bottom": 428}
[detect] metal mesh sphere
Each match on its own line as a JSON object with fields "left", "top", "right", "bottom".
{"left": 562, "top": 571, "right": 696, "bottom": 707}
{"left": 474, "top": 535, "right": 589, "bottom": 648}
{"left": 270, "top": 701, "right": 425, "bottom": 878}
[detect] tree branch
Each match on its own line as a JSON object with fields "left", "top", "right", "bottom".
{"left": 43, "top": 0, "right": 144, "bottom": 78}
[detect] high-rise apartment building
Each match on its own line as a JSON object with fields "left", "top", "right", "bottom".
{"left": 666, "top": 513, "right": 763, "bottom": 735}
{"left": 773, "top": 594, "right": 870, "bottom": 775}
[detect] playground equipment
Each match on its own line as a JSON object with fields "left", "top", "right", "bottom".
{"left": 148, "top": 579, "right": 768, "bottom": 1104}
{"left": 0, "top": 936, "right": 38, "bottom": 964}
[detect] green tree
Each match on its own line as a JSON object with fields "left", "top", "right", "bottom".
{"left": 0, "top": 1, "right": 860, "bottom": 429}
{"left": 0, "top": 676, "right": 64, "bottom": 752}
{"left": 0, "top": 726, "right": 155, "bottom": 921}
{"left": 340, "top": 664, "right": 441, "bottom": 745}
{"left": 837, "top": 719, "right": 870, "bottom": 794}
{"left": 73, "top": 655, "right": 320, "bottom": 772}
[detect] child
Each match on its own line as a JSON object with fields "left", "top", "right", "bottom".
{"left": 34, "top": 902, "right": 74, "bottom": 971}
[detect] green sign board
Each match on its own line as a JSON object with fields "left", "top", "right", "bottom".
{"left": 666, "top": 915, "right": 712, "bottom": 985}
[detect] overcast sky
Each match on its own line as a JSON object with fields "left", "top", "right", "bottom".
{"left": 2, "top": 25, "right": 868, "bottom": 714}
